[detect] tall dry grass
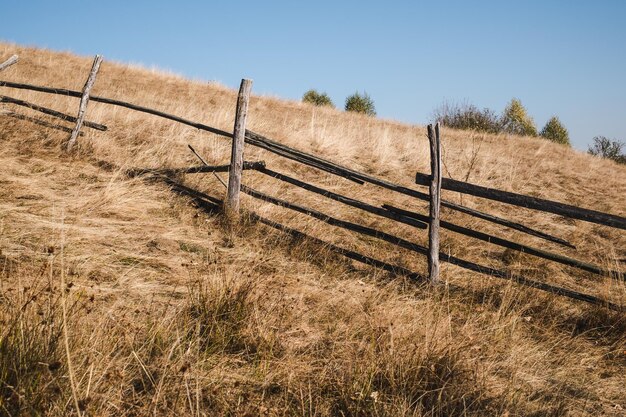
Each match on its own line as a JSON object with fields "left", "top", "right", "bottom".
{"left": 0, "top": 42, "right": 625, "bottom": 416}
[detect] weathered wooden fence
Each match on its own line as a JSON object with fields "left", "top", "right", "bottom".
{"left": 1, "top": 54, "right": 624, "bottom": 311}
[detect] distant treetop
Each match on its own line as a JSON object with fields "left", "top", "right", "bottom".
{"left": 302, "top": 89, "right": 334, "bottom": 108}
{"left": 345, "top": 91, "right": 376, "bottom": 116}
{"left": 540, "top": 116, "right": 570, "bottom": 146}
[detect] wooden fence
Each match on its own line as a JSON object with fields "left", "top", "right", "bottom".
{"left": 1, "top": 54, "right": 624, "bottom": 312}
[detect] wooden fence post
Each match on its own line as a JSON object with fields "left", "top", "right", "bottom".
{"left": 427, "top": 123, "right": 442, "bottom": 283}
{"left": 225, "top": 78, "right": 253, "bottom": 218}
{"left": 66, "top": 54, "right": 103, "bottom": 151}
{"left": 0, "top": 55, "right": 18, "bottom": 72}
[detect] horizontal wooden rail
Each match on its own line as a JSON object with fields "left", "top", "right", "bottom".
{"left": 251, "top": 165, "right": 427, "bottom": 229}
{"left": 126, "top": 161, "right": 265, "bottom": 177}
{"left": 0, "top": 95, "right": 107, "bottom": 130}
{"left": 0, "top": 80, "right": 230, "bottom": 137}
{"left": 0, "top": 80, "right": 585, "bottom": 246}
{"left": 237, "top": 183, "right": 622, "bottom": 311}
{"left": 415, "top": 172, "right": 626, "bottom": 230}
{"left": 383, "top": 204, "right": 623, "bottom": 281}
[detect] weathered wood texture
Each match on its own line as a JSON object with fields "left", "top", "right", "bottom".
{"left": 237, "top": 182, "right": 622, "bottom": 311}
{"left": 415, "top": 172, "right": 626, "bottom": 230}
{"left": 252, "top": 165, "right": 427, "bottom": 229}
{"left": 66, "top": 55, "right": 103, "bottom": 151}
{"left": 0, "top": 95, "right": 107, "bottom": 130}
{"left": 383, "top": 204, "right": 622, "bottom": 280}
{"left": 428, "top": 124, "right": 442, "bottom": 283}
{"left": 226, "top": 79, "right": 252, "bottom": 216}
{"left": 0, "top": 55, "right": 18, "bottom": 72}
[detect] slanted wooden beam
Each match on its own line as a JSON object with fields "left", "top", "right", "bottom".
{"left": 66, "top": 55, "right": 103, "bottom": 151}
{"left": 0, "top": 55, "right": 18, "bottom": 72}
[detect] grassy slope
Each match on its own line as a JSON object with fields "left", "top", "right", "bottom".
{"left": 0, "top": 43, "right": 625, "bottom": 416}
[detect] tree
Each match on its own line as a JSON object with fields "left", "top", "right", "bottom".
{"left": 540, "top": 116, "right": 570, "bottom": 146}
{"left": 588, "top": 136, "right": 626, "bottom": 164}
{"left": 432, "top": 101, "right": 502, "bottom": 133}
{"left": 501, "top": 98, "right": 537, "bottom": 137}
{"left": 345, "top": 92, "right": 376, "bottom": 116}
{"left": 302, "top": 89, "right": 334, "bottom": 107}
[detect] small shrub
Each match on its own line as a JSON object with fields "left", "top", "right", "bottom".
{"left": 540, "top": 116, "right": 570, "bottom": 146}
{"left": 432, "top": 101, "right": 502, "bottom": 133}
{"left": 302, "top": 89, "right": 334, "bottom": 108}
{"left": 345, "top": 92, "right": 376, "bottom": 116}
{"left": 501, "top": 98, "right": 538, "bottom": 137}
{"left": 588, "top": 136, "right": 626, "bottom": 164}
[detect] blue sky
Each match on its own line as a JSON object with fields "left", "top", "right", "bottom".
{"left": 2, "top": 0, "right": 625, "bottom": 149}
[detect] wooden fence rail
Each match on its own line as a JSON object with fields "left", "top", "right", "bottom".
{"left": 0, "top": 79, "right": 574, "bottom": 247}
{"left": 2, "top": 73, "right": 623, "bottom": 311}
{"left": 415, "top": 172, "right": 626, "bottom": 230}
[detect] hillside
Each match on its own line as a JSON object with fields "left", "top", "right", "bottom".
{"left": 0, "top": 43, "right": 625, "bottom": 416}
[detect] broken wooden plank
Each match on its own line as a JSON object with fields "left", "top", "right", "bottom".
{"left": 0, "top": 55, "right": 18, "bottom": 72}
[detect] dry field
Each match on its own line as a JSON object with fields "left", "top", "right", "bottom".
{"left": 0, "top": 43, "right": 625, "bottom": 416}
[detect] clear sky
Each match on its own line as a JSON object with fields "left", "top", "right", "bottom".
{"left": 2, "top": 0, "right": 625, "bottom": 149}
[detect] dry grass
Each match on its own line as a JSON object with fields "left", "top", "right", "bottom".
{"left": 0, "top": 42, "right": 625, "bottom": 416}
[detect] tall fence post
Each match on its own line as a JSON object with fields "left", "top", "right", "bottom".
{"left": 66, "top": 54, "right": 103, "bottom": 151}
{"left": 225, "top": 78, "right": 253, "bottom": 219}
{"left": 0, "top": 55, "right": 18, "bottom": 72}
{"left": 427, "top": 123, "right": 442, "bottom": 283}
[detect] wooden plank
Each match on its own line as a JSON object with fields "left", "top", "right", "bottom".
{"left": 225, "top": 79, "right": 252, "bottom": 217}
{"left": 66, "top": 55, "right": 103, "bottom": 151}
{"left": 0, "top": 55, "right": 18, "bottom": 72}
{"left": 252, "top": 165, "right": 427, "bottom": 229}
{"left": 0, "top": 95, "right": 107, "bottom": 130}
{"left": 415, "top": 172, "right": 626, "bottom": 230}
{"left": 428, "top": 123, "right": 442, "bottom": 283}
{"left": 66, "top": 55, "right": 103, "bottom": 150}
{"left": 383, "top": 204, "right": 623, "bottom": 280}
{"left": 237, "top": 183, "right": 622, "bottom": 311}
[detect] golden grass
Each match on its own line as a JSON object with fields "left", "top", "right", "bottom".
{"left": 0, "top": 42, "right": 625, "bottom": 416}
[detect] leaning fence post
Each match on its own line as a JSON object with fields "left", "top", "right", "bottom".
{"left": 427, "top": 123, "right": 442, "bottom": 283}
{"left": 66, "top": 54, "right": 103, "bottom": 151}
{"left": 225, "top": 78, "right": 253, "bottom": 219}
{"left": 0, "top": 55, "right": 18, "bottom": 72}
